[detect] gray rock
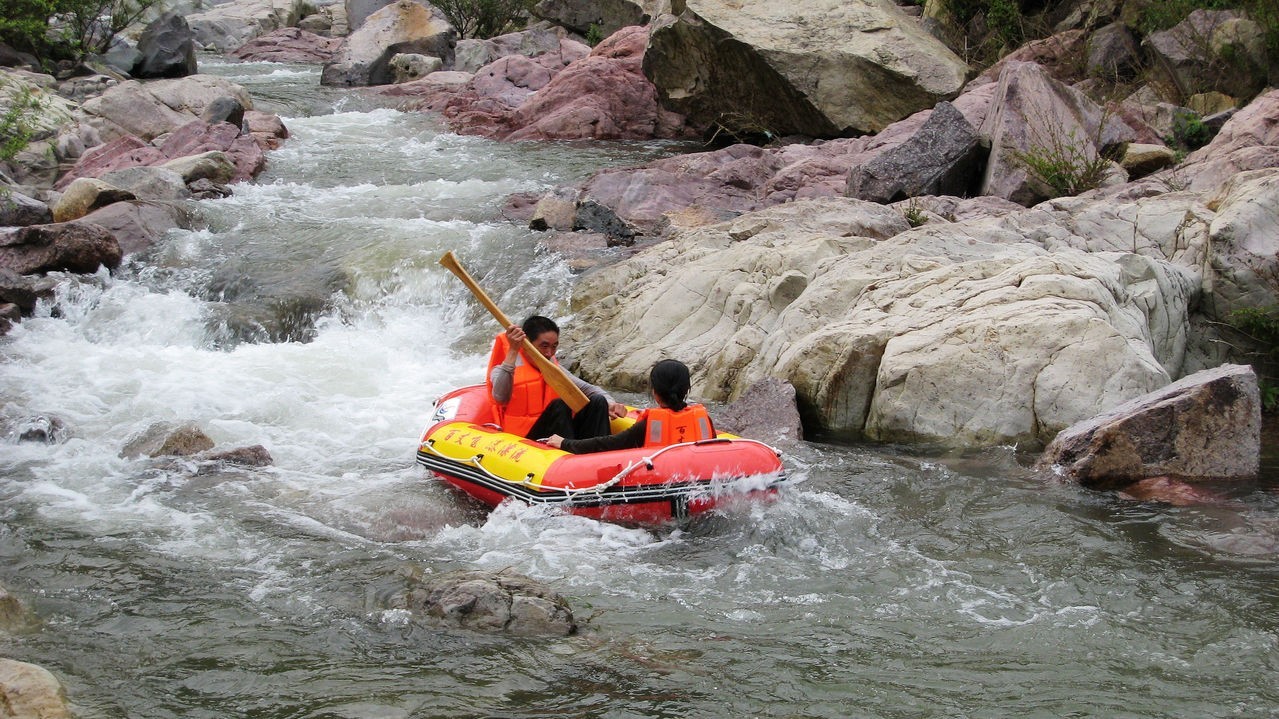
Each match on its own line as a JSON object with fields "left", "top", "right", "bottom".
{"left": 1036, "top": 364, "right": 1261, "bottom": 488}
{"left": 0, "top": 189, "right": 52, "bottom": 227}
{"left": 531, "top": 0, "right": 649, "bottom": 37}
{"left": 390, "top": 569, "right": 576, "bottom": 637}
{"left": 716, "top": 377, "right": 803, "bottom": 444}
{"left": 11, "top": 415, "right": 69, "bottom": 444}
{"left": 388, "top": 52, "right": 442, "bottom": 82}
{"left": 201, "top": 444, "right": 274, "bottom": 467}
{"left": 98, "top": 166, "right": 192, "bottom": 202}
{"left": 0, "top": 585, "right": 39, "bottom": 633}
{"left": 133, "top": 11, "right": 199, "bottom": 79}
{"left": 1085, "top": 22, "right": 1142, "bottom": 80}
{"left": 846, "top": 101, "right": 986, "bottom": 203}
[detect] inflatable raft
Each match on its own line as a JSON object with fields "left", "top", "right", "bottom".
{"left": 416, "top": 384, "right": 787, "bottom": 524}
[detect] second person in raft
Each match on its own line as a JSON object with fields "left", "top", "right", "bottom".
{"left": 488, "top": 315, "right": 628, "bottom": 441}
{"left": 545, "top": 358, "right": 716, "bottom": 454}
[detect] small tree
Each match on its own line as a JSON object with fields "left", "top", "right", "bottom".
{"left": 0, "top": 0, "right": 163, "bottom": 65}
{"left": 426, "top": 0, "right": 534, "bottom": 39}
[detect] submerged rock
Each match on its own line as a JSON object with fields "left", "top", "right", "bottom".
{"left": 389, "top": 569, "right": 576, "bottom": 637}
{"left": 120, "top": 421, "right": 216, "bottom": 459}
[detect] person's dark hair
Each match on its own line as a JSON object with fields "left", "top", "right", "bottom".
{"left": 650, "top": 359, "right": 691, "bottom": 411}
{"left": 522, "top": 315, "right": 559, "bottom": 342}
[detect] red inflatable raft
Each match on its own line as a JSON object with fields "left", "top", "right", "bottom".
{"left": 416, "top": 384, "right": 787, "bottom": 524}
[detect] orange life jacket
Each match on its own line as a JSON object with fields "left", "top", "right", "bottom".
{"left": 641, "top": 405, "right": 715, "bottom": 447}
{"left": 486, "top": 333, "right": 560, "bottom": 438}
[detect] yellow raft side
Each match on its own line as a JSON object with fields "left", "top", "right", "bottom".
{"left": 423, "top": 422, "right": 564, "bottom": 487}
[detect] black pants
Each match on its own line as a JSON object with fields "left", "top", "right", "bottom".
{"left": 526, "top": 395, "right": 612, "bottom": 440}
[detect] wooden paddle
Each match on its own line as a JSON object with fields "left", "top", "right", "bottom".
{"left": 439, "top": 251, "right": 590, "bottom": 412}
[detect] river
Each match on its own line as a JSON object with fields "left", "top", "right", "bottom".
{"left": 1, "top": 59, "right": 1277, "bottom": 718}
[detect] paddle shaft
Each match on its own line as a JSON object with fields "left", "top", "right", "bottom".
{"left": 438, "top": 251, "right": 590, "bottom": 412}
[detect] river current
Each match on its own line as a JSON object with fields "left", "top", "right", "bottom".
{"left": 1, "top": 59, "right": 1277, "bottom": 718}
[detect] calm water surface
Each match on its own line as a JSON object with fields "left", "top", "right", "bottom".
{"left": 1, "top": 59, "right": 1276, "bottom": 719}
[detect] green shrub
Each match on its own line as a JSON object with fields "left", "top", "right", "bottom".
{"left": 426, "top": 0, "right": 535, "bottom": 39}
{"left": 0, "top": 88, "right": 43, "bottom": 162}
{"left": 0, "top": 0, "right": 162, "bottom": 64}
{"left": 584, "top": 23, "right": 603, "bottom": 47}
{"left": 1168, "top": 110, "right": 1214, "bottom": 150}
{"left": 1226, "top": 306, "right": 1279, "bottom": 412}
{"left": 1012, "top": 120, "right": 1117, "bottom": 199}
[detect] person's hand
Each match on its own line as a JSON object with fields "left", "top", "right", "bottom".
{"left": 505, "top": 325, "right": 526, "bottom": 347}
{"left": 543, "top": 434, "right": 564, "bottom": 448}
{"left": 607, "top": 402, "right": 628, "bottom": 419}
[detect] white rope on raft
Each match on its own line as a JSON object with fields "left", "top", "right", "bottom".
{"left": 422, "top": 437, "right": 782, "bottom": 497}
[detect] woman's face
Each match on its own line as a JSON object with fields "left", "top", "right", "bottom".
{"left": 529, "top": 330, "right": 559, "bottom": 360}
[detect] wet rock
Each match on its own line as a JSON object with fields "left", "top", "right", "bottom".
{"left": 574, "top": 199, "right": 635, "bottom": 245}
{"left": 1116, "top": 476, "right": 1229, "bottom": 506}
{"left": 200, "top": 96, "right": 246, "bottom": 129}
{"left": 132, "top": 11, "right": 198, "bottom": 79}
{"left": 201, "top": 444, "right": 274, "bottom": 467}
{"left": 187, "top": 178, "right": 234, "bottom": 200}
{"left": 0, "top": 585, "right": 39, "bottom": 633}
{"left": 245, "top": 110, "right": 289, "bottom": 151}
{"left": 716, "top": 377, "right": 803, "bottom": 444}
{"left": 0, "top": 269, "right": 58, "bottom": 313}
{"left": 121, "top": 421, "right": 216, "bottom": 459}
{"left": 11, "top": 415, "right": 69, "bottom": 444}
{"left": 160, "top": 150, "right": 238, "bottom": 185}
{"left": 72, "top": 200, "right": 198, "bottom": 257}
{"left": 0, "top": 303, "right": 18, "bottom": 334}
{"left": 1037, "top": 364, "right": 1261, "bottom": 488}
{"left": 0, "top": 222, "right": 122, "bottom": 275}
{"left": 390, "top": 569, "right": 576, "bottom": 637}
{"left": 0, "top": 659, "right": 73, "bottom": 719}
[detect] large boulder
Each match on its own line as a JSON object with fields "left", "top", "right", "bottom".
{"left": 228, "top": 27, "right": 343, "bottom": 63}
{"left": 978, "top": 61, "right": 1135, "bottom": 206}
{"left": 186, "top": 0, "right": 310, "bottom": 53}
{"left": 642, "top": 0, "right": 970, "bottom": 139}
{"left": 1144, "top": 10, "right": 1269, "bottom": 104}
{"left": 79, "top": 75, "right": 255, "bottom": 143}
{"left": 846, "top": 100, "right": 986, "bottom": 202}
{"left": 50, "top": 177, "right": 136, "bottom": 222}
{"left": 453, "top": 25, "right": 572, "bottom": 73}
{"left": 0, "top": 222, "right": 122, "bottom": 275}
{"left": 504, "top": 26, "right": 694, "bottom": 141}
{"left": 531, "top": 0, "right": 654, "bottom": 37}
{"left": 0, "top": 659, "right": 72, "bottom": 719}
{"left": 72, "top": 200, "right": 198, "bottom": 257}
{"left": 321, "top": 0, "right": 455, "bottom": 87}
{"left": 132, "top": 11, "right": 199, "bottom": 79}
{"left": 564, "top": 194, "right": 1204, "bottom": 447}
{"left": 388, "top": 569, "right": 576, "bottom": 637}
{"left": 1036, "top": 364, "right": 1260, "bottom": 488}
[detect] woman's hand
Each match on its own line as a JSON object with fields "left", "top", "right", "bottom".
{"left": 543, "top": 434, "right": 565, "bottom": 448}
{"left": 607, "top": 402, "right": 628, "bottom": 419}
